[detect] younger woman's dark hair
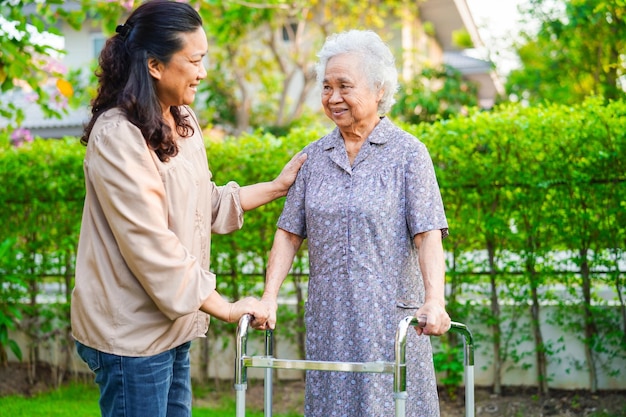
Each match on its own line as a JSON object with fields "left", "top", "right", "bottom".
{"left": 81, "top": 0, "right": 203, "bottom": 162}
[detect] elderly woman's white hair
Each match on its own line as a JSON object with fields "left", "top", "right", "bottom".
{"left": 315, "top": 30, "right": 398, "bottom": 115}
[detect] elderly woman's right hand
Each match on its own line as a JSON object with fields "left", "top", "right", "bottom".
{"left": 414, "top": 300, "right": 451, "bottom": 336}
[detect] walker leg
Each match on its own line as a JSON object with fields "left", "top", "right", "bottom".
{"left": 235, "top": 315, "right": 251, "bottom": 417}
{"left": 398, "top": 317, "right": 475, "bottom": 417}
{"left": 454, "top": 322, "right": 475, "bottom": 417}
{"left": 235, "top": 384, "right": 247, "bottom": 417}
{"left": 264, "top": 330, "right": 274, "bottom": 417}
{"left": 394, "top": 391, "right": 408, "bottom": 417}
{"left": 449, "top": 320, "right": 475, "bottom": 417}
{"left": 394, "top": 317, "right": 413, "bottom": 417}
{"left": 264, "top": 368, "right": 273, "bottom": 417}
{"left": 465, "top": 365, "right": 475, "bottom": 417}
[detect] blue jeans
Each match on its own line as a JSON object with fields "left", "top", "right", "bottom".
{"left": 76, "top": 341, "right": 192, "bottom": 417}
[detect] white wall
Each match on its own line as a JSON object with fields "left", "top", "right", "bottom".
{"left": 61, "top": 21, "right": 104, "bottom": 69}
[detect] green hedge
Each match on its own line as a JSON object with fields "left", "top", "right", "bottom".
{"left": 408, "top": 98, "right": 626, "bottom": 393}
{"left": 0, "top": 98, "right": 624, "bottom": 392}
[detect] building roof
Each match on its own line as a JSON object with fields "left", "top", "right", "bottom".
{"left": 443, "top": 51, "right": 493, "bottom": 75}
{"left": 419, "top": 0, "right": 484, "bottom": 51}
{"left": 419, "top": 0, "right": 505, "bottom": 106}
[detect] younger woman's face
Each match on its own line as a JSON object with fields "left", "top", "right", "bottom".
{"left": 149, "top": 26, "right": 208, "bottom": 111}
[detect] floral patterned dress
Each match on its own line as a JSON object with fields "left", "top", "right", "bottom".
{"left": 277, "top": 117, "right": 449, "bottom": 417}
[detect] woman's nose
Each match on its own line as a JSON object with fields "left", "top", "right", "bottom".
{"left": 199, "top": 61, "right": 208, "bottom": 80}
{"left": 329, "top": 89, "right": 342, "bottom": 103}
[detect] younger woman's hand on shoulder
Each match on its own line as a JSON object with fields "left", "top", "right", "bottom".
{"left": 273, "top": 152, "right": 307, "bottom": 195}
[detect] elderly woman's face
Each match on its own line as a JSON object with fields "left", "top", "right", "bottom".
{"left": 321, "top": 53, "right": 382, "bottom": 131}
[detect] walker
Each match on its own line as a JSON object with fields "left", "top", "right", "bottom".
{"left": 234, "top": 314, "right": 475, "bottom": 417}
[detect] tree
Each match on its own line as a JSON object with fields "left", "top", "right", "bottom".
{"left": 2, "top": 0, "right": 480, "bottom": 135}
{"left": 195, "top": 0, "right": 409, "bottom": 134}
{"left": 506, "top": 0, "right": 626, "bottom": 105}
{"left": 391, "top": 64, "right": 479, "bottom": 124}
{"left": 1, "top": 1, "right": 73, "bottom": 127}
{"left": 0, "top": 1, "right": 134, "bottom": 130}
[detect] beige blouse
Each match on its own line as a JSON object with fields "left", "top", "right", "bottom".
{"left": 71, "top": 107, "right": 243, "bottom": 356}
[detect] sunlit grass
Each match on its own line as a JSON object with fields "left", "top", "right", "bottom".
{"left": 0, "top": 382, "right": 303, "bottom": 417}
{"left": 0, "top": 383, "right": 101, "bottom": 417}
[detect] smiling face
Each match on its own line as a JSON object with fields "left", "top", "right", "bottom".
{"left": 321, "top": 53, "right": 383, "bottom": 134}
{"left": 148, "top": 26, "right": 208, "bottom": 112}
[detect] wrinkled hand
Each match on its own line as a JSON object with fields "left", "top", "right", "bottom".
{"left": 273, "top": 152, "right": 307, "bottom": 194}
{"left": 414, "top": 300, "right": 451, "bottom": 336}
{"left": 250, "top": 297, "right": 278, "bottom": 330}
{"left": 228, "top": 297, "right": 270, "bottom": 325}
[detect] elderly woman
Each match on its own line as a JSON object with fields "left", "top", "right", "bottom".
{"left": 258, "top": 30, "right": 451, "bottom": 416}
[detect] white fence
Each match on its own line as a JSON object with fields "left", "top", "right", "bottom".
{"left": 7, "top": 303, "right": 625, "bottom": 391}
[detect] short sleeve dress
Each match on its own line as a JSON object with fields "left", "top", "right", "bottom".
{"left": 277, "top": 117, "right": 449, "bottom": 417}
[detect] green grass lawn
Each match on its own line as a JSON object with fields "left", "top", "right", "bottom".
{"left": 0, "top": 383, "right": 302, "bottom": 417}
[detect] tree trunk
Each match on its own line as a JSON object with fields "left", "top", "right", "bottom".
{"left": 60, "top": 250, "right": 74, "bottom": 386}
{"left": 232, "top": 61, "right": 251, "bottom": 135}
{"left": 580, "top": 248, "right": 598, "bottom": 393}
{"left": 529, "top": 271, "right": 549, "bottom": 396}
{"left": 487, "top": 241, "right": 502, "bottom": 395}
{"left": 27, "top": 251, "right": 39, "bottom": 385}
{"left": 610, "top": 248, "right": 626, "bottom": 346}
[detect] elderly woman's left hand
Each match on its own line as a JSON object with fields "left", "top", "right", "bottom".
{"left": 414, "top": 300, "right": 451, "bottom": 336}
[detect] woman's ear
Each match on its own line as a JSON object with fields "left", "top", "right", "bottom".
{"left": 148, "top": 57, "right": 163, "bottom": 80}
{"left": 377, "top": 87, "right": 385, "bottom": 102}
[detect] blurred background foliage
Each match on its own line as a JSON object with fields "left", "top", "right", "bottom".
{"left": 1, "top": 0, "right": 624, "bottom": 132}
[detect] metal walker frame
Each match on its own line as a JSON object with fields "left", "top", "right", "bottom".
{"left": 234, "top": 314, "right": 475, "bottom": 417}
